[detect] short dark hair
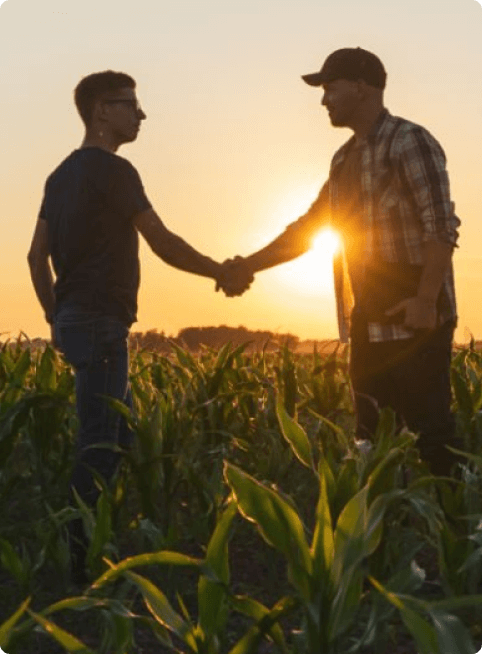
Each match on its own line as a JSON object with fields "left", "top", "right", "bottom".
{"left": 74, "top": 70, "right": 136, "bottom": 127}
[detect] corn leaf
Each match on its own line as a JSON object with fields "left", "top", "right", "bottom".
{"left": 229, "top": 596, "right": 294, "bottom": 654}
{"left": 198, "top": 501, "right": 237, "bottom": 639}
{"left": 91, "top": 550, "right": 202, "bottom": 589}
{"left": 124, "top": 570, "right": 198, "bottom": 650}
{"left": 276, "top": 394, "right": 314, "bottom": 469}
{"left": 311, "top": 460, "right": 334, "bottom": 589}
{"left": 36, "top": 346, "right": 56, "bottom": 391}
{"left": 224, "top": 462, "right": 312, "bottom": 597}
{"left": 332, "top": 486, "right": 368, "bottom": 585}
{"left": 87, "top": 490, "right": 112, "bottom": 565}
{"left": 0, "top": 596, "right": 30, "bottom": 648}
{"left": 368, "top": 576, "right": 438, "bottom": 654}
{"left": 429, "top": 610, "right": 476, "bottom": 654}
{"left": 28, "top": 610, "right": 94, "bottom": 653}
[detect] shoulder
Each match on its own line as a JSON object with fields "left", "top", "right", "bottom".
{"left": 105, "top": 152, "right": 143, "bottom": 183}
{"left": 388, "top": 115, "right": 445, "bottom": 156}
{"left": 330, "top": 137, "right": 356, "bottom": 170}
{"left": 42, "top": 151, "right": 79, "bottom": 187}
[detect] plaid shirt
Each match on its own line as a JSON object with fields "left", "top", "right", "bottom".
{"left": 282, "top": 109, "right": 460, "bottom": 343}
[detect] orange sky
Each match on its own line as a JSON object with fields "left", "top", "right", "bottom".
{"left": 0, "top": 0, "right": 481, "bottom": 343}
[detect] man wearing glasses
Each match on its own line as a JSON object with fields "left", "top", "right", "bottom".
{"left": 27, "top": 70, "right": 252, "bottom": 583}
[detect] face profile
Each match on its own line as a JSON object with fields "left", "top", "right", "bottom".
{"left": 321, "top": 79, "right": 362, "bottom": 128}
{"left": 98, "top": 87, "right": 146, "bottom": 145}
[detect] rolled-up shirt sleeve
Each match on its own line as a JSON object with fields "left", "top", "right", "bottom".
{"left": 397, "top": 126, "right": 460, "bottom": 247}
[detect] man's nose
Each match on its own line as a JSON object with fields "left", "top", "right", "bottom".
{"left": 321, "top": 93, "right": 327, "bottom": 106}
{"left": 138, "top": 108, "right": 147, "bottom": 120}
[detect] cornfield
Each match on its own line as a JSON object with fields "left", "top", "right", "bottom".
{"left": 1, "top": 335, "right": 482, "bottom": 653}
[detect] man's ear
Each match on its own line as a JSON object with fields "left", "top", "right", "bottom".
{"left": 92, "top": 99, "right": 108, "bottom": 124}
{"left": 356, "top": 79, "right": 369, "bottom": 98}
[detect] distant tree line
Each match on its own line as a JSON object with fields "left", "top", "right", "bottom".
{"left": 129, "top": 325, "right": 301, "bottom": 353}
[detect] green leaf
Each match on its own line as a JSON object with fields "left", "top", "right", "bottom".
{"left": 0, "top": 596, "right": 30, "bottom": 648}
{"left": 125, "top": 570, "right": 198, "bottom": 650}
{"left": 430, "top": 610, "right": 476, "bottom": 654}
{"left": 364, "top": 490, "right": 405, "bottom": 556}
{"left": 224, "top": 462, "right": 312, "bottom": 597}
{"left": 91, "top": 551, "right": 202, "bottom": 589}
{"left": 330, "top": 566, "right": 363, "bottom": 640}
{"left": 276, "top": 393, "right": 314, "bottom": 469}
{"left": 36, "top": 345, "right": 57, "bottom": 391}
{"left": 28, "top": 609, "right": 95, "bottom": 652}
{"left": 0, "top": 538, "right": 27, "bottom": 585}
{"left": 366, "top": 447, "right": 405, "bottom": 499}
{"left": 368, "top": 577, "right": 438, "bottom": 654}
{"left": 198, "top": 501, "right": 237, "bottom": 639}
{"left": 446, "top": 446, "right": 482, "bottom": 471}
{"left": 71, "top": 487, "right": 96, "bottom": 541}
{"left": 429, "top": 594, "right": 482, "bottom": 613}
{"left": 451, "top": 367, "right": 473, "bottom": 417}
{"left": 307, "top": 407, "right": 350, "bottom": 448}
{"left": 229, "top": 596, "right": 294, "bottom": 654}
{"left": 332, "top": 486, "right": 368, "bottom": 585}
{"left": 311, "top": 460, "right": 334, "bottom": 590}
{"left": 87, "top": 490, "right": 112, "bottom": 566}
{"left": 43, "top": 597, "right": 122, "bottom": 615}
{"left": 11, "top": 348, "right": 31, "bottom": 386}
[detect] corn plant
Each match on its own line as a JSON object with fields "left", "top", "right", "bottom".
{"left": 451, "top": 341, "right": 482, "bottom": 454}
{"left": 89, "top": 501, "right": 289, "bottom": 654}
{"left": 224, "top": 396, "right": 481, "bottom": 653}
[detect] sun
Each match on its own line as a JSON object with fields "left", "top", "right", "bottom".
{"left": 274, "top": 227, "right": 341, "bottom": 295}
{"left": 312, "top": 228, "right": 341, "bottom": 260}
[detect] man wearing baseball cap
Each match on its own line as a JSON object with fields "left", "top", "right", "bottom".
{"left": 218, "top": 47, "right": 461, "bottom": 476}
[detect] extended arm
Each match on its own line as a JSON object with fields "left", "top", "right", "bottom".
{"left": 27, "top": 218, "right": 55, "bottom": 325}
{"left": 219, "top": 181, "right": 330, "bottom": 292}
{"left": 134, "top": 208, "right": 221, "bottom": 278}
{"left": 244, "top": 181, "right": 330, "bottom": 274}
{"left": 134, "top": 208, "right": 251, "bottom": 295}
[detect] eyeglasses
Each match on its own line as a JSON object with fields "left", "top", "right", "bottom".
{"left": 104, "top": 98, "right": 144, "bottom": 113}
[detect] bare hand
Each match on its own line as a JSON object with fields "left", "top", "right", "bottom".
{"left": 216, "top": 257, "right": 254, "bottom": 297}
{"left": 385, "top": 297, "right": 437, "bottom": 330}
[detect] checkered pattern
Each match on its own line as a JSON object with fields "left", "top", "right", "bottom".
{"left": 283, "top": 110, "right": 459, "bottom": 343}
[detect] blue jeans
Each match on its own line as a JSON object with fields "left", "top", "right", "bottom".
{"left": 55, "top": 307, "right": 133, "bottom": 507}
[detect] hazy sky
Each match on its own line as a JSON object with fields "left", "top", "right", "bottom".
{"left": 1, "top": 0, "right": 481, "bottom": 342}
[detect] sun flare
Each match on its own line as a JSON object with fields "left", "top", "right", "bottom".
{"left": 274, "top": 227, "right": 341, "bottom": 296}
{"left": 312, "top": 228, "right": 341, "bottom": 260}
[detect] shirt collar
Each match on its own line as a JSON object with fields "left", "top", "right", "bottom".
{"left": 366, "top": 108, "right": 390, "bottom": 144}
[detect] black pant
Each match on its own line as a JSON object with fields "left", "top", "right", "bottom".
{"left": 349, "top": 318, "right": 458, "bottom": 476}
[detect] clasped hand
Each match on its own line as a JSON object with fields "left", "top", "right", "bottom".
{"left": 215, "top": 256, "right": 254, "bottom": 297}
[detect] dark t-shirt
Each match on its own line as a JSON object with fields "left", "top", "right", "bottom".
{"left": 39, "top": 147, "right": 151, "bottom": 325}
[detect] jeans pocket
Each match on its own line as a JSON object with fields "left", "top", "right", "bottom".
{"left": 55, "top": 322, "right": 96, "bottom": 370}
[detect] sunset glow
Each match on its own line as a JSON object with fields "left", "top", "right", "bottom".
{"left": 274, "top": 228, "right": 341, "bottom": 295}
{"left": 0, "top": 0, "right": 480, "bottom": 343}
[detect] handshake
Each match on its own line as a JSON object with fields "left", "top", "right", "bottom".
{"left": 215, "top": 256, "right": 255, "bottom": 297}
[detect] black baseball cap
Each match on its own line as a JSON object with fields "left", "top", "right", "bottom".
{"left": 302, "top": 47, "right": 387, "bottom": 89}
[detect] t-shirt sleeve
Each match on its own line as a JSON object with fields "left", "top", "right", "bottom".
{"left": 107, "top": 158, "right": 152, "bottom": 221}
{"left": 38, "top": 180, "right": 49, "bottom": 221}
{"left": 38, "top": 197, "right": 46, "bottom": 221}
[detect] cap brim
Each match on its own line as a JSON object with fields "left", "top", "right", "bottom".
{"left": 301, "top": 71, "right": 326, "bottom": 86}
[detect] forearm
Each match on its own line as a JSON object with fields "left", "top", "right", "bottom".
{"left": 28, "top": 256, "right": 55, "bottom": 324}
{"left": 243, "top": 182, "right": 329, "bottom": 274}
{"left": 417, "top": 240, "right": 453, "bottom": 301}
{"left": 153, "top": 230, "right": 220, "bottom": 279}
{"left": 243, "top": 228, "right": 312, "bottom": 274}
